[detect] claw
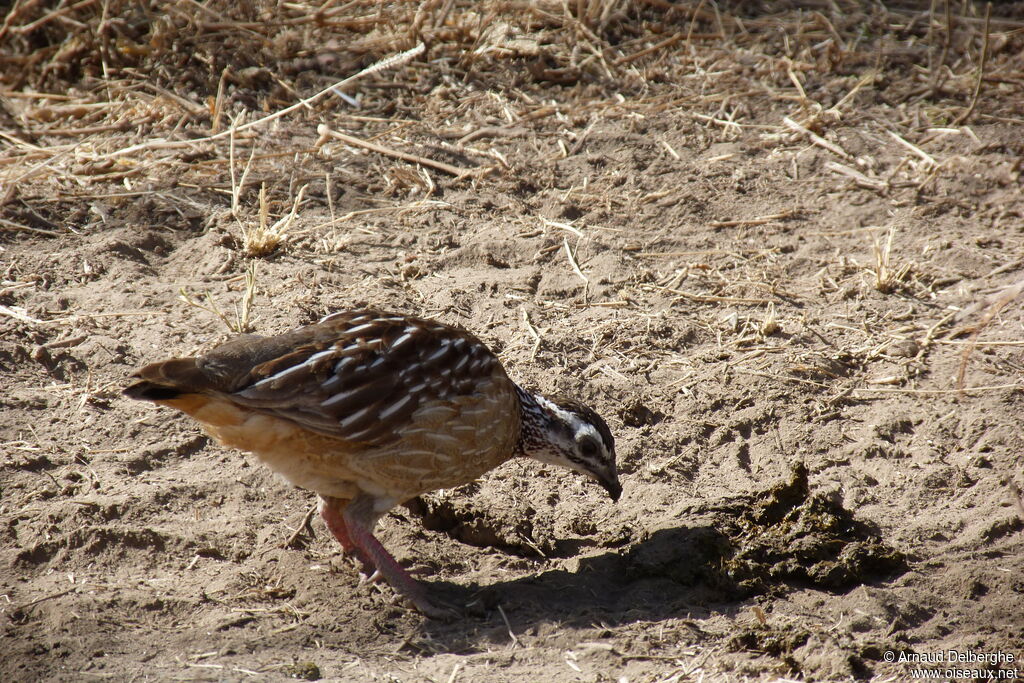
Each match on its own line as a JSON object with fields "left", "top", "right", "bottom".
{"left": 359, "top": 569, "right": 382, "bottom": 585}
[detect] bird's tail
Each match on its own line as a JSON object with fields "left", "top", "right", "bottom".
{"left": 123, "top": 358, "right": 214, "bottom": 402}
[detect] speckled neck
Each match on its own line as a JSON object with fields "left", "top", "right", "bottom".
{"left": 513, "top": 384, "right": 556, "bottom": 458}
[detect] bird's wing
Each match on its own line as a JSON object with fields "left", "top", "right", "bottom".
{"left": 217, "top": 311, "right": 504, "bottom": 445}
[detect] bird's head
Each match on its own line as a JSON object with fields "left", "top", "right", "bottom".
{"left": 516, "top": 389, "right": 620, "bottom": 501}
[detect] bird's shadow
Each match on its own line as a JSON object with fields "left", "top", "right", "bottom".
{"left": 416, "top": 524, "right": 743, "bottom": 646}
{"left": 391, "top": 466, "right": 908, "bottom": 650}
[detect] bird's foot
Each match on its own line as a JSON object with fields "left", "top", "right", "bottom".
{"left": 400, "top": 591, "right": 461, "bottom": 621}
{"left": 341, "top": 494, "right": 463, "bottom": 621}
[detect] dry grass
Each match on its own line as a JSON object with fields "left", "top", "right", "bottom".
{"left": 3, "top": 2, "right": 1019, "bottom": 222}
{"left": 239, "top": 183, "right": 308, "bottom": 257}
{"left": 178, "top": 260, "right": 258, "bottom": 333}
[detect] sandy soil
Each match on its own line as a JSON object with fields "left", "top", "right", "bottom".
{"left": 2, "top": 1, "right": 1023, "bottom": 681}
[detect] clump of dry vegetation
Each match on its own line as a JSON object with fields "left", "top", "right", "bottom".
{"left": 4, "top": 0, "right": 1021, "bottom": 249}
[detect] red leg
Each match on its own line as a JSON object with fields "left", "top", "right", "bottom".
{"left": 318, "top": 496, "right": 356, "bottom": 552}
{"left": 342, "top": 494, "right": 458, "bottom": 620}
{"left": 319, "top": 496, "right": 376, "bottom": 576}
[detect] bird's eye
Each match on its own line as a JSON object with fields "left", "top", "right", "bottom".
{"left": 579, "top": 437, "right": 599, "bottom": 459}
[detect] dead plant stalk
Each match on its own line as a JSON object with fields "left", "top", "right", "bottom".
{"left": 241, "top": 184, "right": 308, "bottom": 257}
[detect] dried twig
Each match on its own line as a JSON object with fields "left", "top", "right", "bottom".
{"left": 317, "top": 125, "right": 473, "bottom": 177}
{"left": 615, "top": 33, "right": 684, "bottom": 65}
{"left": 519, "top": 307, "right": 542, "bottom": 360}
{"left": 709, "top": 211, "right": 797, "bottom": 228}
{"left": 956, "top": 276, "right": 1024, "bottom": 392}
{"left": 98, "top": 43, "right": 425, "bottom": 161}
{"left": 826, "top": 161, "right": 887, "bottom": 192}
{"left": 953, "top": 2, "right": 992, "bottom": 125}
{"left": 496, "top": 604, "right": 520, "bottom": 648}
{"left": 643, "top": 285, "right": 772, "bottom": 305}
{"left": 563, "top": 237, "right": 588, "bottom": 283}
{"left": 12, "top": 588, "right": 77, "bottom": 613}
{"left": 887, "top": 130, "right": 936, "bottom": 166}
{"left": 783, "top": 116, "right": 850, "bottom": 160}
{"left": 284, "top": 503, "right": 318, "bottom": 549}
{"left": 855, "top": 383, "right": 1024, "bottom": 395}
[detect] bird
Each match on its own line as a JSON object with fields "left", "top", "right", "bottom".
{"left": 124, "top": 309, "right": 620, "bottom": 618}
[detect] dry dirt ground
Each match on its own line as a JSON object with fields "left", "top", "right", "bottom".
{"left": 2, "top": 1, "right": 1023, "bottom": 681}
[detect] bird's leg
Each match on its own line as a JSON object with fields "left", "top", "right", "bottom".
{"left": 342, "top": 493, "right": 458, "bottom": 620}
{"left": 318, "top": 496, "right": 375, "bottom": 576}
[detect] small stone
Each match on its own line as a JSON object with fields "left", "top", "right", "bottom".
{"left": 888, "top": 339, "right": 920, "bottom": 357}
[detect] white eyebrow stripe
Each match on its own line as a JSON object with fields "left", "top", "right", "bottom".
{"left": 534, "top": 394, "right": 576, "bottom": 425}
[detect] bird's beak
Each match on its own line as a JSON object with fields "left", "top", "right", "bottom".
{"left": 596, "top": 469, "right": 622, "bottom": 502}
